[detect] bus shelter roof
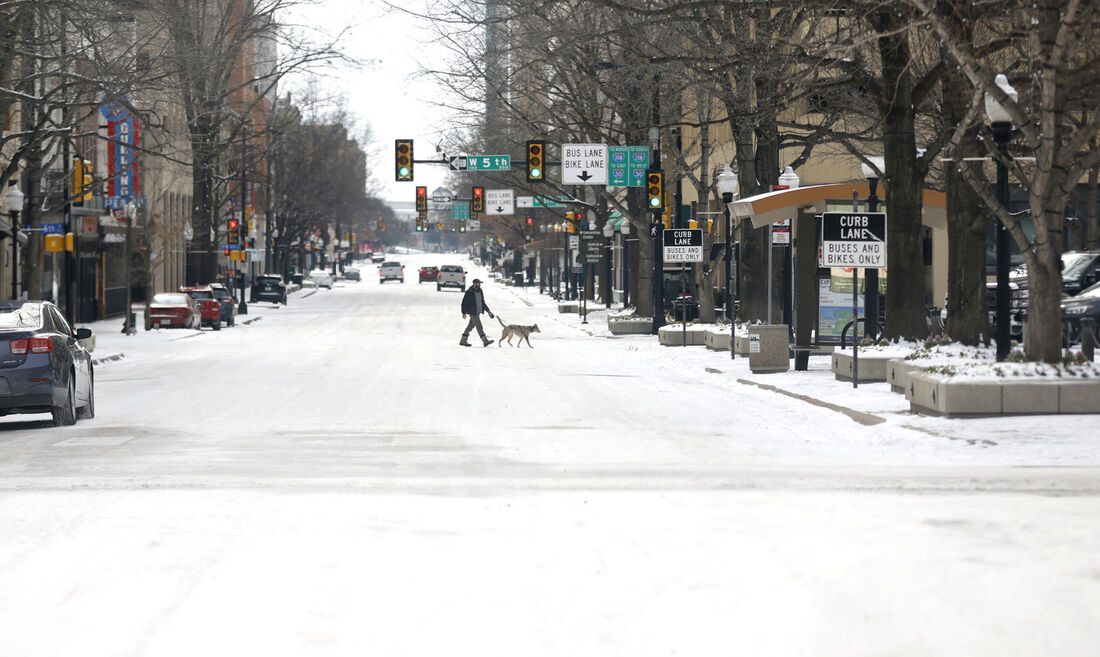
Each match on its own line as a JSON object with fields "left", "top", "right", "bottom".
{"left": 727, "top": 183, "right": 947, "bottom": 230}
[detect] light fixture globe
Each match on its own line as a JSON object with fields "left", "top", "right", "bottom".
{"left": 778, "top": 165, "right": 800, "bottom": 189}
{"left": 984, "top": 73, "right": 1018, "bottom": 125}
{"left": 716, "top": 164, "right": 738, "bottom": 196}
{"left": 5, "top": 183, "right": 24, "bottom": 214}
{"left": 860, "top": 156, "right": 886, "bottom": 181}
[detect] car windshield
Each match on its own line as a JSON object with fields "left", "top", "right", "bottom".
{"left": 441, "top": 266, "right": 462, "bottom": 272}
{"left": 188, "top": 291, "right": 214, "bottom": 299}
{"left": 212, "top": 290, "right": 230, "bottom": 298}
{"left": 258, "top": 276, "right": 281, "bottom": 284}
{"left": 422, "top": 267, "right": 437, "bottom": 271}
{"left": 383, "top": 262, "right": 400, "bottom": 267}
{"left": 1062, "top": 253, "right": 1097, "bottom": 279}
{"left": 153, "top": 294, "right": 189, "bottom": 305}
{"left": 0, "top": 304, "right": 42, "bottom": 330}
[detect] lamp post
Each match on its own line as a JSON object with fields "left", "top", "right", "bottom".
{"left": 774, "top": 166, "right": 800, "bottom": 328}
{"left": 6, "top": 182, "right": 24, "bottom": 300}
{"left": 860, "top": 156, "right": 885, "bottom": 340}
{"left": 123, "top": 201, "right": 137, "bottom": 334}
{"left": 716, "top": 164, "right": 738, "bottom": 359}
{"left": 985, "top": 73, "right": 1017, "bottom": 362}
{"left": 602, "top": 220, "right": 614, "bottom": 309}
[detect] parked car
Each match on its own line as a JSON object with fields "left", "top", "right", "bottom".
{"left": 310, "top": 270, "right": 334, "bottom": 289}
{"left": 380, "top": 261, "right": 404, "bottom": 283}
{"left": 436, "top": 265, "right": 466, "bottom": 291}
{"left": 179, "top": 287, "right": 222, "bottom": 330}
{"left": 988, "top": 250, "right": 1100, "bottom": 338}
{"left": 343, "top": 267, "right": 361, "bottom": 281}
{"left": 1061, "top": 280, "right": 1100, "bottom": 346}
{"left": 146, "top": 293, "right": 200, "bottom": 329}
{"left": 252, "top": 274, "right": 287, "bottom": 304}
{"left": 208, "top": 283, "right": 236, "bottom": 327}
{"left": 0, "top": 300, "right": 95, "bottom": 426}
{"left": 419, "top": 266, "right": 439, "bottom": 283}
{"left": 372, "top": 252, "right": 385, "bottom": 263}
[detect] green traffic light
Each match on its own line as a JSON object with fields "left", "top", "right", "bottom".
{"left": 649, "top": 197, "right": 660, "bottom": 207}
{"left": 530, "top": 167, "right": 541, "bottom": 179}
{"left": 399, "top": 166, "right": 410, "bottom": 177}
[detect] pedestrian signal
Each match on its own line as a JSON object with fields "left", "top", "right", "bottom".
{"left": 395, "top": 139, "right": 413, "bottom": 181}
{"left": 526, "top": 140, "right": 545, "bottom": 182}
{"left": 646, "top": 171, "right": 663, "bottom": 210}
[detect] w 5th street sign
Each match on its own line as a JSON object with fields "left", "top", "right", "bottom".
{"left": 466, "top": 155, "right": 511, "bottom": 171}
{"left": 822, "top": 212, "right": 887, "bottom": 268}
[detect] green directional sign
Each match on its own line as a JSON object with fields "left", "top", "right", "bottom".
{"left": 533, "top": 196, "right": 565, "bottom": 208}
{"left": 577, "top": 230, "right": 605, "bottom": 264}
{"left": 608, "top": 146, "right": 650, "bottom": 187}
{"left": 451, "top": 203, "right": 470, "bottom": 221}
{"left": 466, "top": 155, "right": 511, "bottom": 171}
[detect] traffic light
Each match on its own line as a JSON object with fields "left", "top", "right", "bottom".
{"left": 395, "top": 139, "right": 414, "bottom": 181}
{"left": 471, "top": 186, "right": 484, "bottom": 214}
{"left": 646, "top": 171, "right": 663, "bottom": 211}
{"left": 526, "top": 140, "right": 545, "bottom": 182}
{"left": 459, "top": 220, "right": 466, "bottom": 232}
{"left": 227, "top": 217, "right": 240, "bottom": 244}
{"left": 73, "top": 158, "right": 93, "bottom": 203}
{"left": 525, "top": 217, "right": 533, "bottom": 234}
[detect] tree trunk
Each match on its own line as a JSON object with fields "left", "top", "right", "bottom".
{"left": 1086, "top": 163, "right": 1099, "bottom": 250}
{"left": 940, "top": 22, "right": 988, "bottom": 346}
{"left": 876, "top": 21, "right": 928, "bottom": 339}
{"left": 1026, "top": 234, "right": 1063, "bottom": 362}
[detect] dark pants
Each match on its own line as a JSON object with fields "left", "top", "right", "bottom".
{"left": 463, "top": 314, "right": 486, "bottom": 338}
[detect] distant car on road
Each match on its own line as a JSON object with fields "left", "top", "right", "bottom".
{"left": 0, "top": 300, "right": 95, "bottom": 426}
{"left": 251, "top": 274, "right": 287, "bottom": 304}
{"left": 310, "top": 270, "right": 334, "bottom": 289}
{"left": 343, "top": 267, "right": 361, "bottom": 281}
{"left": 208, "top": 283, "right": 236, "bottom": 327}
{"left": 179, "top": 287, "right": 222, "bottom": 330}
{"left": 380, "top": 261, "right": 404, "bottom": 283}
{"left": 147, "top": 293, "right": 200, "bottom": 329}
{"left": 372, "top": 252, "right": 385, "bottom": 263}
{"left": 437, "top": 265, "right": 466, "bottom": 291}
{"left": 419, "top": 266, "right": 439, "bottom": 283}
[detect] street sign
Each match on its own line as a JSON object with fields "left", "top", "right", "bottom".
{"left": 516, "top": 195, "right": 567, "bottom": 208}
{"left": 484, "top": 189, "right": 514, "bottom": 215}
{"left": 772, "top": 219, "right": 790, "bottom": 245}
{"left": 468, "top": 219, "right": 481, "bottom": 232}
{"left": 449, "top": 155, "right": 467, "bottom": 171}
{"left": 466, "top": 155, "right": 511, "bottom": 171}
{"left": 662, "top": 228, "right": 703, "bottom": 262}
{"left": 821, "top": 212, "right": 887, "bottom": 268}
{"left": 561, "top": 143, "right": 608, "bottom": 184}
{"left": 608, "top": 146, "right": 649, "bottom": 187}
{"left": 451, "top": 203, "right": 470, "bottom": 221}
{"left": 568, "top": 235, "right": 579, "bottom": 249}
{"left": 41, "top": 222, "right": 64, "bottom": 234}
{"left": 577, "top": 230, "right": 605, "bottom": 264}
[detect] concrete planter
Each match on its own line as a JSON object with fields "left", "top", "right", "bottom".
{"left": 907, "top": 373, "right": 1100, "bottom": 417}
{"left": 887, "top": 359, "right": 925, "bottom": 394}
{"left": 831, "top": 350, "right": 892, "bottom": 383}
{"left": 608, "top": 317, "right": 653, "bottom": 335}
{"left": 747, "top": 324, "right": 789, "bottom": 373}
{"left": 658, "top": 324, "right": 706, "bottom": 346}
{"left": 557, "top": 301, "right": 579, "bottom": 314}
{"left": 703, "top": 329, "right": 750, "bottom": 355}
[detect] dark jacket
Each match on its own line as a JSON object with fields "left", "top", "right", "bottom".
{"left": 461, "top": 286, "right": 491, "bottom": 316}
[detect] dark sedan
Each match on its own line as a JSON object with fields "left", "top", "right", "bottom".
{"left": 1062, "top": 281, "right": 1100, "bottom": 346}
{"left": 251, "top": 274, "right": 287, "bottom": 304}
{"left": 209, "top": 283, "right": 237, "bottom": 327}
{"left": 0, "top": 301, "right": 94, "bottom": 426}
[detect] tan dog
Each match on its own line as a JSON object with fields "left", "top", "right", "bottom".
{"left": 496, "top": 315, "right": 541, "bottom": 347}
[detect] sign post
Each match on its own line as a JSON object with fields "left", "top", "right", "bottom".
{"left": 822, "top": 211, "right": 888, "bottom": 388}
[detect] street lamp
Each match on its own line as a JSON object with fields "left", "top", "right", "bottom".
{"left": 620, "top": 219, "right": 631, "bottom": 307}
{"left": 123, "top": 201, "right": 138, "bottom": 334}
{"left": 860, "top": 156, "right": 885, "bottom": 341}
{"left": 6, "top": 182, "right": 24, "bottom": 300}
{"left": 716, "top": 164, "right": 739, "bottom": 359}
{"left": 985, "top": 73, "right": 1017, "bottom": 361}
{"left": 602, "top": 220, "right": 614, "bottom": 309}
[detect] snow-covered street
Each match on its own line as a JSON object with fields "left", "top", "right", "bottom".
{"left": 1, "top": 252, "right": 1097, "bottom": 656}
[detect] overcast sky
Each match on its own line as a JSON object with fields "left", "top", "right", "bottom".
{"left": 287, "top": 0, "right": 459, "bottom": 204}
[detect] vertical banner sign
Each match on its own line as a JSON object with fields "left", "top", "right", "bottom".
{"left": 100, "top": 103, "right": 142, "bottom": 210}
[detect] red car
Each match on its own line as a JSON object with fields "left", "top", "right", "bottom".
{"left": 146, "top": 293, "right": 201, "bottom": 329}
{"left": 419, "top": 266, "right": 439, "bottom": 283}
{"left": 179, "top": 286, "right": 222, "bottom": 330}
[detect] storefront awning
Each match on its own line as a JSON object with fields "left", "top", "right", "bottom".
{"left": 727, "top": 183, "right": 947, "bottom": 230}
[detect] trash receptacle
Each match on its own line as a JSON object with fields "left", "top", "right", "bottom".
{"left": 513, "top": 273, "right": 524, "bottom": 287}
{"left": 671, "top": 295, "right": 698, "bottom": 321}
{"left": 748, "top": 324, "right": 790, "bottom": 373}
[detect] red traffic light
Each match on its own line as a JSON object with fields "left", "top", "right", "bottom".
{"left": 472, "top": 186, "right": 484, "bottom": 213}
{"left": 228, "top": 218, "right": 239, "bottom": 229}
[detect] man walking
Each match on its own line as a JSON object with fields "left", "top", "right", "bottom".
{"left": 460, "top": 278, "right": 495, "bottom": 347}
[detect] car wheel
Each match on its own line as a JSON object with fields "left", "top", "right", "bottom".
{"left": 52, "top": 377, "right": 77, "bottom": 426}
{"left": 77, "top": 372, "right": 95, "bottom": 420}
